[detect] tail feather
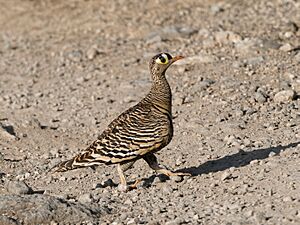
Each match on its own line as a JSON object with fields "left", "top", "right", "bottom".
{"left": 50, "top": 158, "right": 78, "bottom": 173}
{"left": 50, "top": 151, "right": 110, "bottom": 173}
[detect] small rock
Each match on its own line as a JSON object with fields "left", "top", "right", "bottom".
{"left": 283, "top": 196, "right": 293, "bottom": 202}
{"left": 210, "top": 4, "right": 224, "bottom": 14}
{"left": 5, "top": 180, "right": 33, "bottom": 195}
{"left": 127, "top": 218, "right": 139, "bottom": 225}
{"left": 244, "top": 210, "right": 254, "bottom": 217}
{"left": 261, "top": 39, "right": 281, "bottom": 50}
{"left": 0, "top": 123, "right": 17, "bottom": 140}
{"left": 59, "top": 176, "right": 66, "bottom": 181}
{"left": 78, "top": 193, "right": 93, "bottom": 204}
{"left": 221, "top": 171, "right": 232, "bottom": 181}
{"left": 170, "top": 175, "right": 183, "bottom": 183}
{"left": 0, "top": 152, "right": 4, "bottom": 161}
{"left": 294, "top": 52, "right": 300, "bottom": 62}
{"left": 118, "top": 184, "right": 128, "bottom": 192}
{"left": 161, "top": 184, "right": 173, "bottom": 193}
{"left": 250, "top": 159, "right": 259, "bottom": 165}
{"left": 279, "top": 43, "right": 293, "bottom": 52}
{"left": 254, "top": 92, "right": 267, "bottom": 103}
{"left": 268, "top": 151, "right": 276, "bottom": 157}
{"left": 165, "top": 218, "right": 182, "bottom": 225}
{"left": 291, "top": 80, "right": 300, "bottom": 92}
{"left": 215, "top": 31, "right": 241, "bottom": 44}
{"left": 274, "top": 90, "right": 296, "bottom": 102}
{"left": 246, "top": 56, "right": 264, "bottom": 66}
{"left": 86, "top": 46, "right": 101, "bottom": 60}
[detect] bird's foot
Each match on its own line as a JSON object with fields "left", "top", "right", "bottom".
{"left": 170, "top": 172, "right": 191, "bottom": 176}
{"left": 159, "top": 169, "right": 191, "bottom": 177}
{"left": 118, "top": 179, "right": 142, "bottom": 192}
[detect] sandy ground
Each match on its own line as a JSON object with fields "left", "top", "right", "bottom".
{"left": 0, "top": 0, "right": 300, "bottom": 224}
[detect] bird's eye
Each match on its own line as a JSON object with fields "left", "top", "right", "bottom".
{"left": 155, "top": 54, "right": 169, "bottom": 64}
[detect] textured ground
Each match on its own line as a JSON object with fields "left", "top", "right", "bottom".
{"left": 0, "top": 0, "right": 300, "bottom": 224}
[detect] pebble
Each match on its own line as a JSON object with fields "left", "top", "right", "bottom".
{"left": 245, "top": 56, "right": 264, "bottom": 66}
{"left": 0, "top": 123, "right": 17, "bottom": 140}
{"left": 165, "top": 218, "right": 182, "bottom": 225}
{"left": 283, "top": 196, "right": 293, "bottom": 202}
{"left": 86, "top": 46, "right": 100, "bottom": 60}
{"left": 78, "top": 193, "right": 93, "bottom": 204}
{"left": 268, "top": 151, "right": 276, "bottom": 157}
{"left": 66, "top": 49, "right": 83, "bottom": 62}
{"left": 5, "top": 180, "right": 33, "bottom": 195}
{"left": 221, "top": 171, "right": 232, "bottom": 181}
{"left": 215, "top": 31, "right": 241, "bottom": 44}
{"left": 279, "top": 43, "right": 293, "bottom": 52}
{"left": 210, "top": 4, "right": 224, "bottom": 14}
{"left": 254, "top": 92, "right": 267, "bottom": 103}
{"left": 161, "top": 184, "right": 173, "bottom": 193}
{"left": 170, "top": 175, "right": 183, "bottom": 183}
{"left": 274, "top": 90, "right": 295, "bottom": 102}
{"left": 250, "top": 159, "right": 259, "bottom": 165}
{"left": 291, "top": 80, "right": 300, "bottom": 92}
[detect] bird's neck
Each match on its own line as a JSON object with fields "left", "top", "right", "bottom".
{"left": 147, "top": 75, "right": 172, "bottom": 112}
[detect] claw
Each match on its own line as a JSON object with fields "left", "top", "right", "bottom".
{"left": 171, "top": 172, "right": 191, "bottom": 176}
{"left": 159, "top": 169, "right": 191, "bottom": 177}
{"left": 118, "top": 179, "right": 142, "bottom": 192}
{"left": 129, "top": 179, "right": 142, "bottom": 189}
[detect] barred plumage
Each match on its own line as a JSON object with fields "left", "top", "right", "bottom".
{"left": 53, "top": 53, "right": 190, "bottom": 191}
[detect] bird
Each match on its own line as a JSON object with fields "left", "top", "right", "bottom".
{"left": 52, "top": 52, "right": 190, "bottom": 191}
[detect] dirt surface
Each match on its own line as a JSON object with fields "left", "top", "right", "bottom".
{"left": 0, "top": 0, "right": 300, "bottom": 224}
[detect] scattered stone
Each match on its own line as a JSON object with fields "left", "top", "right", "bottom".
{"left": 118, "top": 184, "right": 128, "bottom": 192}
{"left": 261, "top": 39, "right": 282, "bottom": 50}
{"left": 274, "top": 90, "right": 296, "bottom": 102}
{"left": 0, "top": 122, "right": 17, "bottom": 140}
{"left": 279, "top": 43, "right": 293, "bottom": 52}
{"left": 0, "top": 195, "right": 105, "bottom": 224}
{"left": 210, "top": 4, "right": 224, "bottom": 14}
{"left": 291, "top": 80, "right": 300, "bottom": 92}
{"left": 66, "top": 49, "right": 83, "bottom": 62}
{"left": 283, "top": 196, "right": 293, "bottom": 202}
{"left": 86, "top": 46, "right": 101, "bottom": 60}
{"left": 78, "top": 193, "right": 93, "bottom": 204}
{"left": 250, "top": 159, "right": 259, "bottom": 165}
{"left": 215, "top": 31, "right": 242, "bottom": 44}
{"left": 246, "top": 56, "right": 264, "bottom": 66}
{"left": 254, "top": 91, "right": 267, "bottom": 103}
{"left": 268, "top": 151, "right": 276, "bottom": 157}
{"left": 170, "top": 175, "right": 183, "bottom": 183}
{"left": 221, "top": 171, "right": 232, "bottom": 181}
{"left": 5, "top": 181, "right": 33, "bottom": 195}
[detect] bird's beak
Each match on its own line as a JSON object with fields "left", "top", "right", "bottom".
{"left": 172, "top": 55, "right": 184, "bottom": 63}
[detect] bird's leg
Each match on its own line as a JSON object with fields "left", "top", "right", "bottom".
{"left": 117, "top": 164, "right": 127, "bottom": 191}
{"left": 144, "top": 153, "right": 191, "bottom": 177}
{"left": 117, "top": 160, "right": 140, "bottom": 191}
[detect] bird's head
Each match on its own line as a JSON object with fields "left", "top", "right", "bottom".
{"left": 149, "top": 53, "right": 184, "bottom": 80}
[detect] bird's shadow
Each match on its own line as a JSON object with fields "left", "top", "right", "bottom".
{"left": 178, "top": 141, "right": 299, "bottom": 176}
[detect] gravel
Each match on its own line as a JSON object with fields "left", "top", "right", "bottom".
{"left": 0, "top": 0, "right": 299, "bottom": 224}
{"left": 5, "top": 181, "right": 33, "bottom": 195}
{"left": 274, "top": 90, "right": 296, "bottom": 102}
{"left": 0, "top": 194, "right": 106, "bottom": 224}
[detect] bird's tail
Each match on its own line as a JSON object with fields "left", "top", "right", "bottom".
{"left": 50, "top": 151, "right": 98, "bottom": 173}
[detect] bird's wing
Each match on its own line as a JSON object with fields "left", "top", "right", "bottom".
{"left": 76, "top": 102, "right": 172, "bottom": 165}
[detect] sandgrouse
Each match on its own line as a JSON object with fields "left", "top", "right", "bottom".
{"left": 53, "top": 53, "right": 190, "bottom": 191}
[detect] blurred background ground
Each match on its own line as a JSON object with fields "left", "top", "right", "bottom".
{"left": 0, "top": 0, "right": 300, "bottom": 224}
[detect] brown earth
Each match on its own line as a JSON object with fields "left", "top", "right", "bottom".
{"left": 0, "top": 0, "right": 300, "bottom": 224}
